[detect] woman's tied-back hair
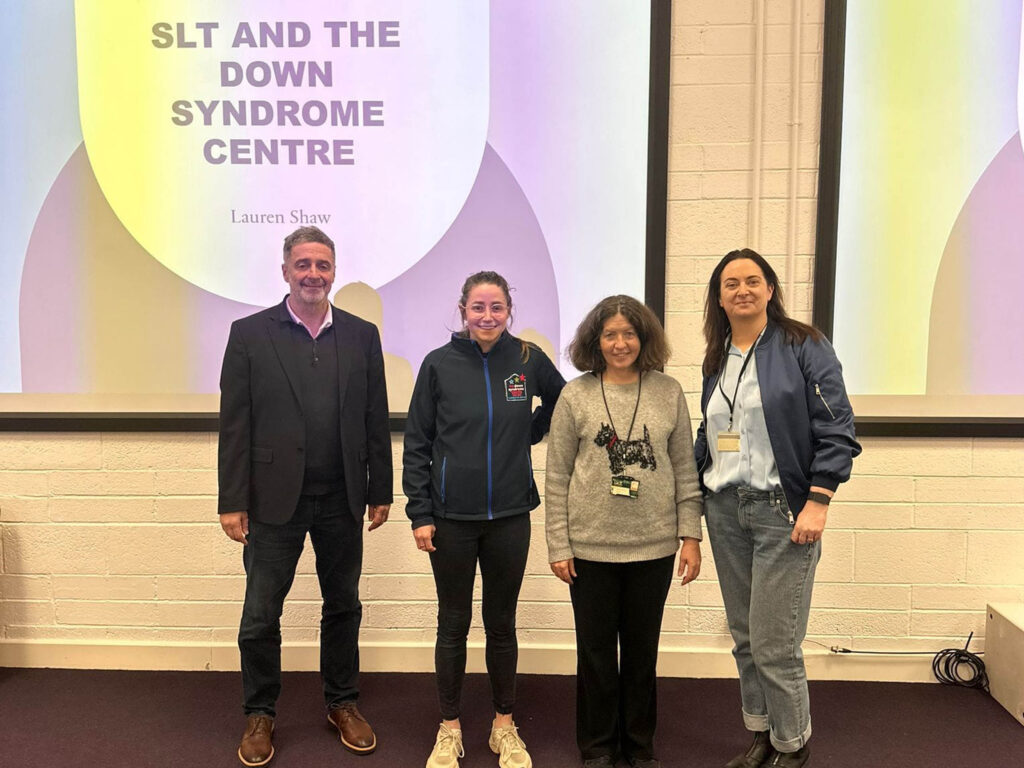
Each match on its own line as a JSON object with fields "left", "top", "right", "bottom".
{"left": 567, "top": 295, "right": 670, "bottom": 373}
{"left": 702, "top": 248, "right": 822, "bottom": 377}
{"left": 457, "top": 270, "right": 532, "bottom": 362}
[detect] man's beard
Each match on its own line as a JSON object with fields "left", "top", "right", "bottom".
{"left": 298, "top": 283, "right": 327, "bottom": 302}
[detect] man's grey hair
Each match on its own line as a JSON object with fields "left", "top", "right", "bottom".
{"left": 283, "top": 226, "right": 335, "bottom": 261}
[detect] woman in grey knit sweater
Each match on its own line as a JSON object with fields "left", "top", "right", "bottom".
{"left": 545, "top": 295, "right": 703, "bottom": 768}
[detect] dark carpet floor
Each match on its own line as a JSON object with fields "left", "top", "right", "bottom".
{"left": 1, "top": 668, "right": 1021, "bottom": 767}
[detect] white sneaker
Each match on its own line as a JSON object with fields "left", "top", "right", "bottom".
{"left": 489, "top": 723, "right": 532, "bottom": 768}
{"left": 426, "top": 723, "right": 464, "bottom": 768}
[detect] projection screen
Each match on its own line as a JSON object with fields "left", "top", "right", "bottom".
{"left": 0, "top": 1, "right": 670, "bottom": 427}
{"left": 815, "top": 0, "right": 1024, "bottom": 435}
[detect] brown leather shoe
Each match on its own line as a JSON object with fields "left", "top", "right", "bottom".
{"left": 328, "top": 701, "right": 377, "bottom": 754}
{"left": 238, "top": 714, "right": 275, "bottom": 766}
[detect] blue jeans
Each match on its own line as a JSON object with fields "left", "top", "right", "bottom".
{"left": 705, "top": 487, "right": 819, "bottom": 753}
{"left": 238, "top": 490, "right": 363, "bottom": 716}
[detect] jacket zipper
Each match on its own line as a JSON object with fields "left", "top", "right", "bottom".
{"left": 440, "top": 456, "right": 447, "bottom": 504}
{"left": 814, "top": 384, "right": 836, "bottom": 420}
{"left": 481, "top": 354, "right": 494, "bottom": 520}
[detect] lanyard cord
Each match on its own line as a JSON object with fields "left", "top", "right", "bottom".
{"left": 717, "top": 325, "right": 767, "bottom": 430}
{"left": 600, "top": 371, "right": 642, "bottom": 444}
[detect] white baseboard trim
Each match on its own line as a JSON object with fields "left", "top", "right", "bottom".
{"left": 0, "top": 639, "right": 938, "bottom": 683}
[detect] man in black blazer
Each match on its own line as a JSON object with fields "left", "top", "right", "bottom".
{"left": 218, "top": 226, "right": 392, "bottom": 767}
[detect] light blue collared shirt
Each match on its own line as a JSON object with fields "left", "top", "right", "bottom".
{"left": 703, "top": 341, "right": 782, "bottom": 493}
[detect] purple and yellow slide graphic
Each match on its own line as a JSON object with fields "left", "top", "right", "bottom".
{"left": 1, "top": 2, "right": 652, "bottom": 413}
{"left": 835, "top": 0, "right": 1024, "bottom": 418}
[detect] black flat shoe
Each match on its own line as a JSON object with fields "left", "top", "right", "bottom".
{"left": 628, "top": 758, "right": 661, "bottom": 768}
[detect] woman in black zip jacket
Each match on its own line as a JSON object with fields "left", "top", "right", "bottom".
{"left": 695, "top": 250, "right": 860, "bottom": 768}
{"left": 403, "top": 271, "right": 565, "bottom": 768}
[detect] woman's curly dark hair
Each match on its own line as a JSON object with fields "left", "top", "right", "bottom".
{"left": 567, "top": 295, "right": 670, "bottom": 373}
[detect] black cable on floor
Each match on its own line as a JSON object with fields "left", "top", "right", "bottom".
{"left": 823, "top": 632, "right": 988, "bottom": 691}
{"left": 931, "top": 633, "right": 989, "bottom": 690}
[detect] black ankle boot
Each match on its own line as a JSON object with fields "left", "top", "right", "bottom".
{"left": 724, "top": 731, "right": 773, "bottom": 768}
{"left": 765, "top": 745, "right": 810, "bottom": 767}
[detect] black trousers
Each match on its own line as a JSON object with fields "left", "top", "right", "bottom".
{"left": 429, "top": 514, "right": 531, "bottom": 720}
{"left": 238, "top": 490, "right": 363, "bottom": 716}
{"left": 570, "top": 555, "right": 675, "bottom": 762}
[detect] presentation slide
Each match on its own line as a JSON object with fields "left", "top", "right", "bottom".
{"left": 0, "top": 1, "right": 653, "bottom": 415}
{"left": 834, "top": 0, "right": 1024, "bottom": 420}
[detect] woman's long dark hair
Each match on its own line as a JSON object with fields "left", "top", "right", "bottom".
{"left": 702, "top": 249, "right": 822, "bottom": 376}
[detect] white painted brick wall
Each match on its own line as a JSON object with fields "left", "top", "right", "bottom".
{"left": 0, "top": 0, "right": 1021, "bottom": 673}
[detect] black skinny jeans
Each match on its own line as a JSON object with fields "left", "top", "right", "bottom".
{"left": 428, "top": 513, "right": 531, "bottom": 720}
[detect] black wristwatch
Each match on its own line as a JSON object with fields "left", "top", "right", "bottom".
{"left": 806, "top": 491, "right": 831, "bottom": 506}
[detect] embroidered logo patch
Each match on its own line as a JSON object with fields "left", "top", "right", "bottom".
{"left": 504, "top": 373, "right": 527, "bottom": 401}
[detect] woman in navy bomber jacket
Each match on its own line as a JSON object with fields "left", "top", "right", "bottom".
{"left": 695, "top": 249, "right": 861, "bottom": 768}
